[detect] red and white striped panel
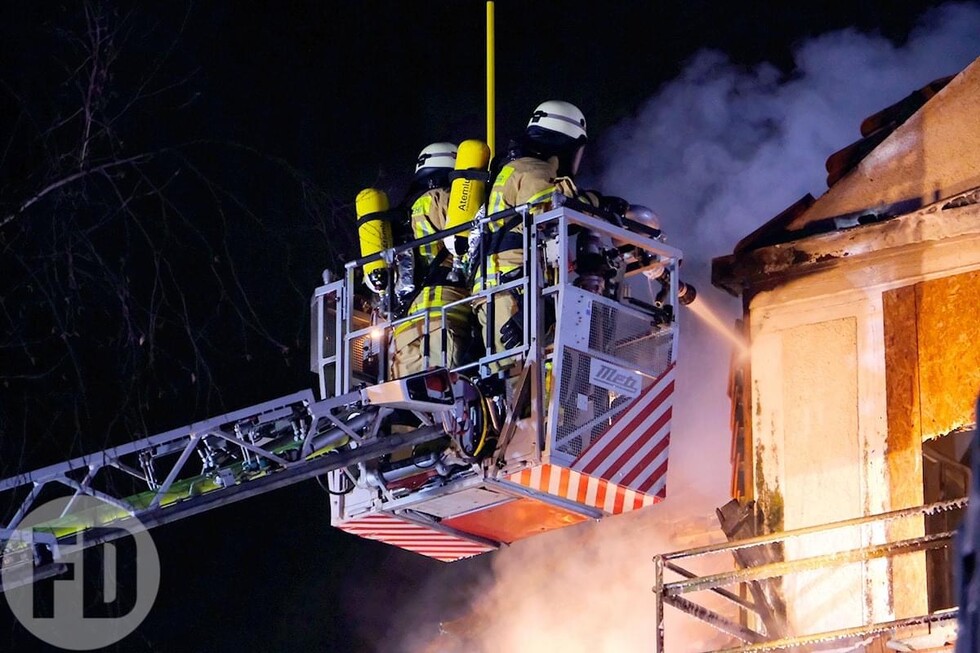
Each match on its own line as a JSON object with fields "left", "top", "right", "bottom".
{"left": 508, "top": 464, "right": 661, "bottom": 515}
{"left": 336, "top": 513, "right": 495, "bottom": 562}
{"left": 571, "top": 363, "right": 675, "bottom": 497}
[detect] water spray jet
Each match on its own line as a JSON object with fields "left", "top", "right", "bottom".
{"left": 652, "top": 276, "right": 746, "bottom": 356}
{"left": 684, "top": 294, "right": 749, "bottom": 359}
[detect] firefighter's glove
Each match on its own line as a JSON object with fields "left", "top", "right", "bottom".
{"left": 580, "top": 190, "right": 602, "bottom": 208}
{"left": 499, "top": 310, "right": 524, "bottom": 350}
{"left": 553, "top": 176, "right": 579, "bottom": 199}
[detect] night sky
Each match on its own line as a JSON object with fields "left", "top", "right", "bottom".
{"left": 0, "top": 1, "right": 961, "bottom": 651}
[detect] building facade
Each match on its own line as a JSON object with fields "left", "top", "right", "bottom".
{"left": 712, "top": 57, "right": 980, "bottom": 641}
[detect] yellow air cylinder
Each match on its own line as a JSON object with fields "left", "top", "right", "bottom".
{"left": 355, "top": 188, "right": 393, "bottom": 289}
{"left": 446, "top": 139, "right": 491, "bottom": 230}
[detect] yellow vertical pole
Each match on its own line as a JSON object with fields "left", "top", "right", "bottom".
{"left": 486, "top": 1, "right": 496, "bottom": 158}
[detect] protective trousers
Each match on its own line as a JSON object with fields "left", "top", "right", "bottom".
{"left": 474, "top": 294, "right": 520, "bottom": 373}
{"left": 391, "top": 314, "right": 468, "bottom": 379}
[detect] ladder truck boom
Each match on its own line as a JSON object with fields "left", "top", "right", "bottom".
{"left": 1, "top": 205, "right": 686, "bottom": 585}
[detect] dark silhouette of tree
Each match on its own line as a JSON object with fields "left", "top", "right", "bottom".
{"left": 0, "top": 2, "right": 356, "bottom": 486}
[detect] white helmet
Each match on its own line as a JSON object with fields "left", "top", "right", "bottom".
{"left": 625, "top": 204, "right": 662, "bottom": 232}
{"left": 415, "top": 142, "right": 458, "bottom": 175}
{"left": 527, "top": 101, "right": 587, "bottom": 141}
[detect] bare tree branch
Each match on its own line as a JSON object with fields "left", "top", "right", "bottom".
{"left": 0, "top": 153, "right": 152, "bottom": 229}
{"left": 0, "top": 2, "right": 352, "bottom": 492}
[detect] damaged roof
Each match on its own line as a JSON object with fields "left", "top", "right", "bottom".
{"left": 736, "top": 57, "right": 980, "bottom": 255}
{"left": 713, "top": 56, "right": 980, "bottom": 295}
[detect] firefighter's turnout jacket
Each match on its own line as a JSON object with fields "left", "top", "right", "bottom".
{"left": 473, "top": 155, "right": 573, "bottom": 366}
{"left": 474, "top": 156, "right": 562, "bottom": 294}
{"left": 391, "top": 187, "right": 470, "bottom": 378}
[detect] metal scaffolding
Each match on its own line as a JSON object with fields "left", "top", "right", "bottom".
{"left": 653, "top": 498, "right": 967, "bottom": 652}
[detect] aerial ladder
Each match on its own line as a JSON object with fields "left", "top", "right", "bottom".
{"left": 0, "top": 196, "right": 687, "bottom": 585}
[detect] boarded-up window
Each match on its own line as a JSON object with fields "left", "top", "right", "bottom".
{"left": 884, "top": 269, "right": 980, "bottom": 445}
{"left": 884, "top": 268, "right": 980, "bottom": 613}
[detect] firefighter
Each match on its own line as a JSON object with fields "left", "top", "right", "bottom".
{"left": 472, "top": 100, "right": 589, "bottom": 363}
{"left": 390, "top": 143, "right": 472, "bottom": 378}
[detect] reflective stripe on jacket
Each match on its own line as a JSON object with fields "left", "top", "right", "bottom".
{"left": 396, "top": 188, "right": 469, "bottom": 335}
{"left": 395, "top": 285, "right": 470, "bottom": 336}
{"left": 411, "top": 188, "right": 451, "bottom": 266}
{"left": 475, "top": 156, "right": 561, "bottom": 292}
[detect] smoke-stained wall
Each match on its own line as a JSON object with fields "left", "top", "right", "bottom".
{"left": 712, "top": 55, "right": 980, "bottom": 638}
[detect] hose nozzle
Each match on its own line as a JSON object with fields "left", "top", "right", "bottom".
{"left": 678, "top": 281, "right": 697, "bottom": 306}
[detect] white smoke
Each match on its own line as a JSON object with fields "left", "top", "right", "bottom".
{"left": 600, "top": 2, "right": 980, "bottom": 267}
{"left": 413, "top": 5, "right": 980, "bottom": 652}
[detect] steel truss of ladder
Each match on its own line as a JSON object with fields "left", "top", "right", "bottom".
{"left": 0, "top": 388, "right": 444, "bottom": 590}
